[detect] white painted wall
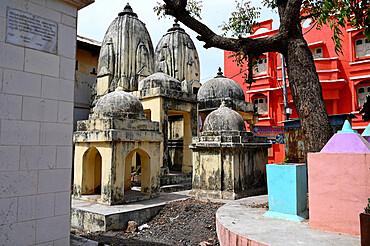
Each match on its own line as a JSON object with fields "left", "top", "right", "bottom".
{"left": 0, "top": 0, "right": 93, "bottom": 245}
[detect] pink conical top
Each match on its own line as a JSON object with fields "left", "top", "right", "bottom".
{"left": 320, "top": 120, "right": 370, "bottom": 153}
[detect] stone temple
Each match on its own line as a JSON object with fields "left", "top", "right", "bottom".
{"left": 73, "top": 3, "right": 270, "bottom": 207}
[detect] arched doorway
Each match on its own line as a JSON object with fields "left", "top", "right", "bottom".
{"left": 124, "top": 148, "right": 150, "bottom": 195}
{"left": 81, "top": 147, "right": 102, "bottom": 197}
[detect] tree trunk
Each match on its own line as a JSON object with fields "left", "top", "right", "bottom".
{"left": 283, "top": 31, "right": 333, "bottom": 154}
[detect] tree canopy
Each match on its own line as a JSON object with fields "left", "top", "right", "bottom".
{"left": 155, "top": 0, "right": 370, "bottom": 155}
{"left": 155, "top": 0, "right": 370, "bottom": 64}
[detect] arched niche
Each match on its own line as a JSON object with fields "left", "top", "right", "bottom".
{"left": 124, "top": 148, "right": 151, "bottom": 194}
{"left": 81, "top": 147, "right": 102, "bottom": 195}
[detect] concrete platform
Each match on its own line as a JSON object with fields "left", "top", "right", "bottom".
{"left": 71, "top": 191, "right": 189, "bottom": 232}
{"left": 216, "top": 195, "right": 360, "bottom": 246}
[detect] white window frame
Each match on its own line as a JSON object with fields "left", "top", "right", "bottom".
{"left": 254, "top": 57, "right": 267, "bottom": 75}
{"left": 357, "top": 85, "right": 370, "bottom": 107}
{"left": 355, "top": 37, "right": 370, "bottom": 58}
{"left": 311, "top": 47, "right": 323, "bottom": 59}
{"left": 253, "top": 95, "right": 268, "bottom": 115}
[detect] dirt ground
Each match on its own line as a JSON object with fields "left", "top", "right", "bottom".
{"left": 73, "top": 198, "right": 225, "bottom": 246}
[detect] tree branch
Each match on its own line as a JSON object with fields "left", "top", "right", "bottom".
{"left": 299, "top": 13, "right": 317, "bottom": 21}
{"left": 163, "top": 0, "right": 285, "bottom": 55}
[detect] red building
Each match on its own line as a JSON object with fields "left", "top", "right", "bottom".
{"left": 224, "top": 19, "right": 370, "bottom": 164}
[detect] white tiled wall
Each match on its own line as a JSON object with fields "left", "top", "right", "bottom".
{"left": 0, "top": 0, "right": 92, "bottom": 245}
{"left": 25, "top": 49, "right": 60, "bottom": 77}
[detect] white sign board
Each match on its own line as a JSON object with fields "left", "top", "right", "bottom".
{"left": 6, "top": 8, "right": 58, "bottom": 53}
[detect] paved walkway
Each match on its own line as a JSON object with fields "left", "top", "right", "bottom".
{"left": 71, "top": 193, "right": 361, "bottom": 245}
{"left": 216, "top": 195, "right": 361, "bottom": 246}
{"left": 70, "top": 234, "right": 107, "bottom": 246}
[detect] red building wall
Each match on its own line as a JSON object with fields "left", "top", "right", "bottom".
{"left": 224, "top": 20, "right": 370, "bottom": 163}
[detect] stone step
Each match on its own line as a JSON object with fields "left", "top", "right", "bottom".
{"left": 160, "top": 183, "right": 192, "bottom": 193}
{"left": 160, "top": 173, "right": 192, "bottom": 185}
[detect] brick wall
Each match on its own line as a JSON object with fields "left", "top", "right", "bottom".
{"left": 0, "top": 0, "right": 93, "bottom": 245}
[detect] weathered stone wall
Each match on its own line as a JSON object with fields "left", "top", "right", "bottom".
{"left": 191, "top": 146, "right": 268, "bottom": 200}
{"left": 74, "top": 39, "right": 100, "bottom": 130}
{"left": 73, "top": 139, "right": 161, "bottom": 205}
{"left": 0, "top": 0, "right": 93, "bottom": 245}
{"left": 168, "top": 115, "right": 184, "bottom": 171}
{"left": 73, "top": 104, "right": 162, "bottom": 205}
{"left": 230, "top": 148, "right": 268, "bottom": 195}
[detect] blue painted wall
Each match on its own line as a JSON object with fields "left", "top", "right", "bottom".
{"left": 266, "top": 164, "right": 307, "bottom": 215}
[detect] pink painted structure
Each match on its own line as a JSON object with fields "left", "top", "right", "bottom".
{"left": 216, "top": 219, "right": 268, "bottom": 246}
{"left": 308, "top": 122, "right": 370, "bottom": 235}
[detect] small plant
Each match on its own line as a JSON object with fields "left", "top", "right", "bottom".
{"left": 365, "top": 198, "right": 370, "bottom": 214}
{"left": 281, "top": 158, "right": 289, "bottom": 165}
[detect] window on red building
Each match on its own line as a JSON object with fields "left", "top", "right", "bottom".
{"left": 254, "top": 57, "right": 267, "bottom": 75}
{"left": 252, "top": 94, "right": 268, "bottom": 115}
{"left": 357, "top": 83, "right": 370, "bottom": 107}
{"left": 310, "top": 47, "right": 323, "bottom": 59}
{"left": 355, "top": 37, "right": 370, "bottom": 58}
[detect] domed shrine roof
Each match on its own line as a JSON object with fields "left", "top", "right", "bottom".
{"left": 197, "top": 68, "right": 245, "bottom": 101}
{"left": 138, "top": 72, "right": 182, "bottom": 91}
{"left": 94, "top": 87, "right": 145, "bottom": 119}
{"left": 203, "top": 104, "right": 246, "bottom": 132}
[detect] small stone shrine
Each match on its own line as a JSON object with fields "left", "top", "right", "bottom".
{"left": 73, "top": 87, "right": 162, "bottom": 205}
{"left": 190, "top": 103, "right": 271, "bottom": 200}
{"left": 197, "top": 68, "right": 258, "bottom": 127}
{"left": 130, "top": 20, "right": 200, "bottom": 174}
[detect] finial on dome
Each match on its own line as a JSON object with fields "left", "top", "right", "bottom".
{"left": 173, "top": 19, "right": 180, "bottom": 28}
{"left": 115, "top": 86, "right": 124, "bottom": 91}
{"left": 338, "top": 120, "right": 357, "bottom": 133}
{"left": 216, "top": 67, "right": 225, "bottom": 78}
{"left": 119, "top": 3, "right": 138, "bottom": 17}
{"left": 168, "top": 18, "right": 184, "bottom": 32}
{"left": 220, "top": 100, "right": 227, "bottom": 108}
